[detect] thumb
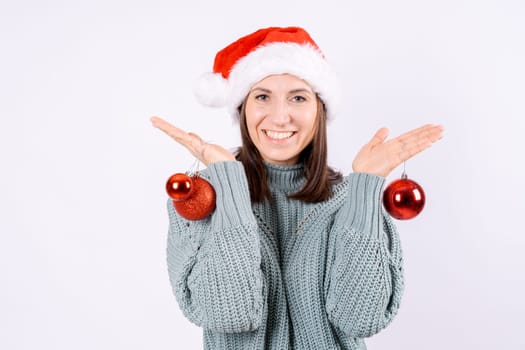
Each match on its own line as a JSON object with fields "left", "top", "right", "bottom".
{"left": 368, "top": 127, "right": 389, "bottom": 147}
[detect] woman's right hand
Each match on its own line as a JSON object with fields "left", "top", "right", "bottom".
{"left": 150, "top": 116, "right": 236, "bottom": 166}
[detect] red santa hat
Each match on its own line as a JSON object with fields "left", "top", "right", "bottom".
{"left": 194, "top": 26, "right": 340, "bottom": 120}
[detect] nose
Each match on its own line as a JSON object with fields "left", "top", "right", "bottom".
{"left": 268, "top": 98, "right": 291, "bottom": 126}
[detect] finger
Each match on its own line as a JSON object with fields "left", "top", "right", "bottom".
{"left": 151, "top": 118, "right": 209, "bottom": 159}
{"left": 151, "top": 116, "right": 183, "bottom": 137}
{"left": 150, "top": 116, "right": 185, "bottom": 139}
{"left": 150, "top": 116, "right": 163, "bottom": 125}
{"left": 394, "top": 124, "right": 443, "bottom": 151}
{"left": 151, "top": 116, "right": 235, "bottom": 165}
{"left": 397, "top": 124, "right": 443, "bottom": 144}
{"left": 382, "top": 124, "right": 442, "bottom": 167}
{"left": 368, "top": 127, "right": 389, "bottom": 147}
{"left": 397, "top": 126, "right": 444, "bottom": 162}
{"left": 150, "top": 116, "right": 174, "bottom": 131}
{"left": 398, "top": 137, "right": 434, "bottom": 162}
{"left": 426, "top": 124, "right": 444, "bottom": 142}
{"left": 150, "top": 116, "right": 200, "bottom": 149}
{"left": 187, "top": 132, "right": 207, "bottom": 156}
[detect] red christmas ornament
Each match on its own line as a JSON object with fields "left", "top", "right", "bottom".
{"left": 174, "top": 175, "right": 216, "bottom": 220}
{"left": 383, "top": 173, "right": 426, "bottom": 220}
{"left": 166, "top": 173, "right": 194, "bottom": 201}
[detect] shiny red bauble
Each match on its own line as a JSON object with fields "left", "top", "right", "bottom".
{"left": 173, "top": 176, "right": 216, "bottom": 220}
{"left": 166, "top": 173, "right": 194, "bottom": 201}
{"left": 383, "top": 176, "right": 426, "bottom": 220}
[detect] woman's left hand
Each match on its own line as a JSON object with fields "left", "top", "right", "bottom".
{"left": 352, "top": 124, "right": 444, "bottom": 177}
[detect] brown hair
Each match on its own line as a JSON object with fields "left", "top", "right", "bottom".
{"left": 235, "top": 96, "right": 343, "bottom": 203}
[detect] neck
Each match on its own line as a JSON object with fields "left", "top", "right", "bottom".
{"left": 264, "top": 162, "right": 305, "bottom": 192}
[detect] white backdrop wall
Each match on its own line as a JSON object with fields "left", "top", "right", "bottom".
{"left": 1, "top": 0, "right": 524, "bottom": 349}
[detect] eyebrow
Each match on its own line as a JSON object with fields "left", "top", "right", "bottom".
{"left": 250, "top": 87, "right": 314, "bottom": 95}
{"left": 289, "top": 88, "right": 314, "bottom": 95}
{"left": 250, "top": 87, "right": 272, "bottom": 94}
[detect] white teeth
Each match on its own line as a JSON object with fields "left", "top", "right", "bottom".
{"left": 264, "top": 130, "right": 294, "bottom": 140}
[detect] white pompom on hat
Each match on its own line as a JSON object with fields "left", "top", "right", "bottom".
{"left": 193, "top": 26, "right": 341, "bottom": 120}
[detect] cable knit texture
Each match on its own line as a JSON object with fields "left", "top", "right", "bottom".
{"left": 166, "top": 161, "right": 404, "bottom": 349}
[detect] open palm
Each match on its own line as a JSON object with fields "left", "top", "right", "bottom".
{"left": 150, "top": 116, "right": 235, "bottom": 166}
{"left": 352, "top": 124, "right": 444, "bottom": 177}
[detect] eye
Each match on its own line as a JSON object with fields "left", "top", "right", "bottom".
{"left": 291, "top": 95, "right": 307, "bottom": 102}
{"left": 255, "top": 94, "right": 269, "bottom": 101}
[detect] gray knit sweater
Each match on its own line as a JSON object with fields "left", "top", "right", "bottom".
{"left": 166, "top": 161, "right": 404, "bottom": 349}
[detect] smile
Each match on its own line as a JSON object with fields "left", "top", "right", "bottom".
{"left": 263, "top": 130, "right": 296, "bottom": 140}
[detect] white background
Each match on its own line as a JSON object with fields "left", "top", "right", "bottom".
{"left": 1, "top": 0, "right": 524, "bottom": 349}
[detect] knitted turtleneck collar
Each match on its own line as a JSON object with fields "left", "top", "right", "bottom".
{"left": 264, "top": 162, "right": 306, "bottom": 192}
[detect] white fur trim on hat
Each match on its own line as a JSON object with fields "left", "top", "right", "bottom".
{"left": 193, "top": 72, "right": 230, "bottom": 107}
{"left": 195, "top": 42, "right": 341, "bottom": 120}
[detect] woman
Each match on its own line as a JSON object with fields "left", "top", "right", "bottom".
{"left": 151, "top": 27, "right": 443, "bottom": 349}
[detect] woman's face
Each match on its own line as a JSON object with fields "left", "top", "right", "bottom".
{"left": 245, "top": 74, "right": 318, "bottom": 166}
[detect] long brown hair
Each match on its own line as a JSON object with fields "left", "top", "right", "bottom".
{"left": 235, "top": 96, "right": 342, "bottom": 203}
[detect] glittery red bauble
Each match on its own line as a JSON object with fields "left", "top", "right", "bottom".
{"left": 174, "top": 176, "right": 216, "bottom": 220}
{"left": 166, "top": 173, "right": 194, "bottom": 201}
{"left": 383, "top": 177, "right": 426, "bottom": 220}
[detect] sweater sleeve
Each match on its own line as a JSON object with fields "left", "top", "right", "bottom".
{"left": 325, "top": 172, "right": 404, "bottom": 338}
{"left": 166, "top": 161, "right": 264, "bottom": 333}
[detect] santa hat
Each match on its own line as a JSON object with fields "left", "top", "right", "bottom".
{"left": 194, "top": 26, "right": 340, "bottom": 120}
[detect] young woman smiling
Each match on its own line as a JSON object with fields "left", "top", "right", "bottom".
{"left": 151, "top": 26, "right": 443, "bottom": 350}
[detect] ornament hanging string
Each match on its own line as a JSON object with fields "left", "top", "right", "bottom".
{"left": 187, "top": 157, "right": 201, "bottom": 177}
{"left": 186, "top": 138, "right": 212, "bottom": 177}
